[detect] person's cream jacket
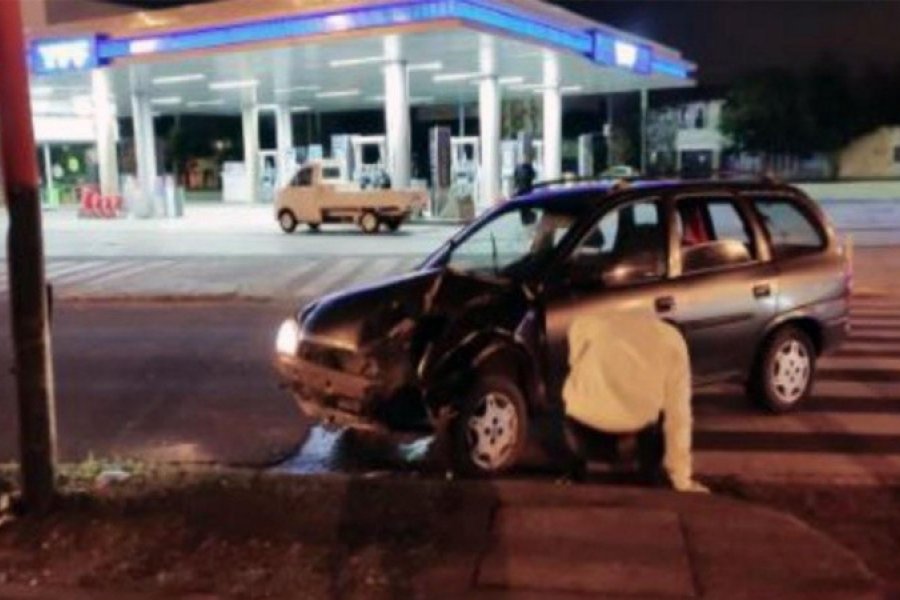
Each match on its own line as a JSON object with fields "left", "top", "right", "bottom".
{"left": 562, "top": 312, "right": 698, "bottom": 491}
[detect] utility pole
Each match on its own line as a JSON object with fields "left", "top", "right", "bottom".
{"left": 0, "top": 0, "right": 58, "bottom": 513}
{"left": 639, "top": 89, "right": 649, "bottom": 174}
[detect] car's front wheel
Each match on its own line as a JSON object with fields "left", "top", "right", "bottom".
{"left": 749, "top": 325, "right": 816, "bottom": 413}
{"left": 451, "top": 375, "right": 528, "bottom": 477}
{"left": 278, "top": 210, "right": 298, "bottom": 233}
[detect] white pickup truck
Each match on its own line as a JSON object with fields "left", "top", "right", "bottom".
{"left": 275, "top": 160, "right": 428, "bottom": 234}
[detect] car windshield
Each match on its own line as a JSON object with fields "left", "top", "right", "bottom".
{"left": 445, "top": 204, "right": 579, "bottom": 278}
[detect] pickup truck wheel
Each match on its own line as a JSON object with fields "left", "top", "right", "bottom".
{"left": 278, "top": 210, "right": 298, "bottom": 233}
{"left": 359, "top": 211, "right": 380, "bottom": 234}
{"left": 451, "top": 375, "right": 528, "bottom": 477}
{"left": 748, "top": 325, "right": 816, "bottom": 413}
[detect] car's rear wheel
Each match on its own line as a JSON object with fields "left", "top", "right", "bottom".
{"left": 278, "top": 210, "right": 298, "bottom": 233}
{"left": 451, "top": 375, "right": 528, "bottom": 477}
{"left": 749, "top": 325, "right": 816, "bottom": 413}
{"left": 359, "top": 211, "right": 380, "bottom": 234}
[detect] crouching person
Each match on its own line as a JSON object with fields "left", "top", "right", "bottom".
{"left": 562, "top": 311, "right": 707, "bottom": 493}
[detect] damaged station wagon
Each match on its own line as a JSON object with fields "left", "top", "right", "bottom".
{"left": 275, "top": 180, "right": 851, "bottom": 475}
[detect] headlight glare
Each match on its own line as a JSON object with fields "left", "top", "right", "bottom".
{"left": 276, "top": 319, "right": 300, "bottom": 356}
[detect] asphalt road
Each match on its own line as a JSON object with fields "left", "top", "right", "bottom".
{"left": 3, "top": 294, "right": 900, "bottom": 484}
{"left": 0, "top": 299, "right": 307, "bottom": 466}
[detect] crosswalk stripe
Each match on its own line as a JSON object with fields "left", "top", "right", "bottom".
{"left": 45, "top": 260, "right": 92, "bottom": 279}
{"left": 51, "top": 261, "right": 140, "bottom": 287}
{"left": 47, "top": 260, "right": 117, "bottom": 285}
{"left": 694, "top": 451, "right": 900, "bottom": 483}
{"left": 81, "top": 260, "right": 175, "bottom": 287}
{"left": 352, "top": 257, "right": 408, "bottom": 286}
{"left": 279, "top": 260, "right": 327, "bottom": 293}
{"left": 294, "top": 258, "right": 365, "bottom": 297}
{"left": 694, "top": 412, "right": 900, "bottom": 436}
{"left": 835, "top": 347, "right": 900, "bottom": 358}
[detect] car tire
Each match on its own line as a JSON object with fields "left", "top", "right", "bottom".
{"left": 451, "top": 374, "right": 528, "bottom": 477}
{"left": 278, "top": 210, "right": 298, "bottom": 233}
{"left": 359, "top": 211, "right": 380, "bottom": 234}
{"left": 384, "top": 218, "right": 402, "bottom": 232}
{"left": 307, "top": 223, "right": 321, "bottom": 233}
{"left": 748, "top": 325, "right": 817, "bottom": 413}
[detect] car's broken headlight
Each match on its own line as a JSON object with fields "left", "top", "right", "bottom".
{"left": 276, "top": 319, "right": 301, "bottom": 356}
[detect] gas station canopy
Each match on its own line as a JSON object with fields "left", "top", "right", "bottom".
{"left": 27, "top": 0, "right": 695, "bottom": 116}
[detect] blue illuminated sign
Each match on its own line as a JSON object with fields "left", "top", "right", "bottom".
{"left": 651, "top": 58, "right": 690, "bottom": 79}
{"left": 30, "top": 36, "right": 102, "bottom": 75}
{"left": 456, "top": 0, "right": 592, "bottom": 55}
{"left": 593, "top": 30, "right": 690, "bottom": 78}
{"left": 33, "top": 0, "right": 692, "bottom": 81}
{"left": 593, "top": 31, "right": 616, "bottom": 66}
{"left": 633, "top": 45, "right": 653, "bottom": 75}
{"left": 98, "top": 1, "right": 591, "bottom": 61}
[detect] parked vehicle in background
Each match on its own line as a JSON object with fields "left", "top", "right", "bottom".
{"left": 275, "top": 179, "right": 851, "bottom": 475}
{"left": 275, "top": 160, "right": 428, "bottom": 234}
{"left": 600, "top": 164, "right": 640, "bottom": 178}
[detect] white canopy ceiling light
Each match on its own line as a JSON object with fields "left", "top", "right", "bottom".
{"left": 209, "top": 79, "right": 259, "bottom": 90}
{"left": 407, "top": 61, "right": 443, "bottom": 72}
{"left": 315, "top": 89, "right": 360, "bottom": 98}
{"left": 329, "top": 56, "right": 385, "bottom": 68}
{"left": 433, "top": 71, "right": 480, "bottom": 83}
{"left": 187, "top": 99, "right": 225, "bottom": 107}
{"left": 150, "top": 96, "right": 183, "bottom": 105}
{"left": 275, "top": 85, "right": 321, "bottom": 95}
{"left": 152, "top": 73, "right": 206, "bottom": 85}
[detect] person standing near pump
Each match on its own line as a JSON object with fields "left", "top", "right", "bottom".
{"left": 562, "top": 310, "right": 707, "bottom": 493}
{"left": 513, "top": 152, "right": 537, "bottom": 197}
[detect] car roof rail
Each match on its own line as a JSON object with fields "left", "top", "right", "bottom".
{"left": 522, "top": 173, "right": 648, "bottom": 196}
{"left": 526, "top": 175, "right": 604, "bottom": 193}
{"left": 711, "top": 170, "right": 786, "bottom": 185}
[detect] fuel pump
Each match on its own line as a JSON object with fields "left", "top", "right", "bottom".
{"left": 351, "top": 135, "right": 388, "bottom": 188}
{"left": 450, "top": 136, "right": 480, "bottom": 217}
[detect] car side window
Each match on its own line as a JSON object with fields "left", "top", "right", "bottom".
{"left": 751, "top": 197, "right": 826, "bottom": 259}
{"left": 569, "top": 198, "right": 666, "bottom": 287}
{"left": 676, "top": 196, "right": 756, "bottom": 274}
{"left": 292, "top": 168, "right": 312, "bottom": 187}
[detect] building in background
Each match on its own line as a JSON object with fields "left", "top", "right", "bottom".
{"left": 839, "top": 126, "right": 900, "bottom": 179}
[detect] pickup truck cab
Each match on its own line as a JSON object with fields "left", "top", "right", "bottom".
{"left": 275, "top": 160, "right": 427, "bottom": 234}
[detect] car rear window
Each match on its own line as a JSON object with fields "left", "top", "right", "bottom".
{"left": 751, "top": 197, "right": 826, "bottom": 258}
{"left": 322, "top": 167, "right": 342, "bottom": 180}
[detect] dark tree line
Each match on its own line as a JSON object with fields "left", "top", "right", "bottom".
{"left": 721, "top": 56, "right": 900, "bottom": 175}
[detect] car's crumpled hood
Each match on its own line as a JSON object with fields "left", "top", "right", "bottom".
{"left": 297, "top": 268, "right": 511, "bottom": 352}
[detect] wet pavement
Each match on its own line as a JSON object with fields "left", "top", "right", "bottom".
{"left": 276, "top": 426, "right": 436, "bottom": 475}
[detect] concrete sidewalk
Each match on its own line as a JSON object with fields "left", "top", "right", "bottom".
{"left": 0, "top": 475, "right": 882, "bottom": 599}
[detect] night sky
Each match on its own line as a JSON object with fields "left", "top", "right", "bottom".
{"left": 554, "top": 1, "right": 900, "bottom": 85}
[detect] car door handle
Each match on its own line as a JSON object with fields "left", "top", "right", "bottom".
{"left": 753, "top": 283, "right": 772, "bottom": 299}
{"left": 655, "top": 295, "right": 675, "bottom": 313}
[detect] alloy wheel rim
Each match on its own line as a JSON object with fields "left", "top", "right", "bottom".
{"left": 771, "top": 339, "right": 811, "bottom": 405}
{"left": 280, "top": 213, "right": 294, "bottom": 229}
{"left": 466, "top": 392, "right": 518, "bottom": 471}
